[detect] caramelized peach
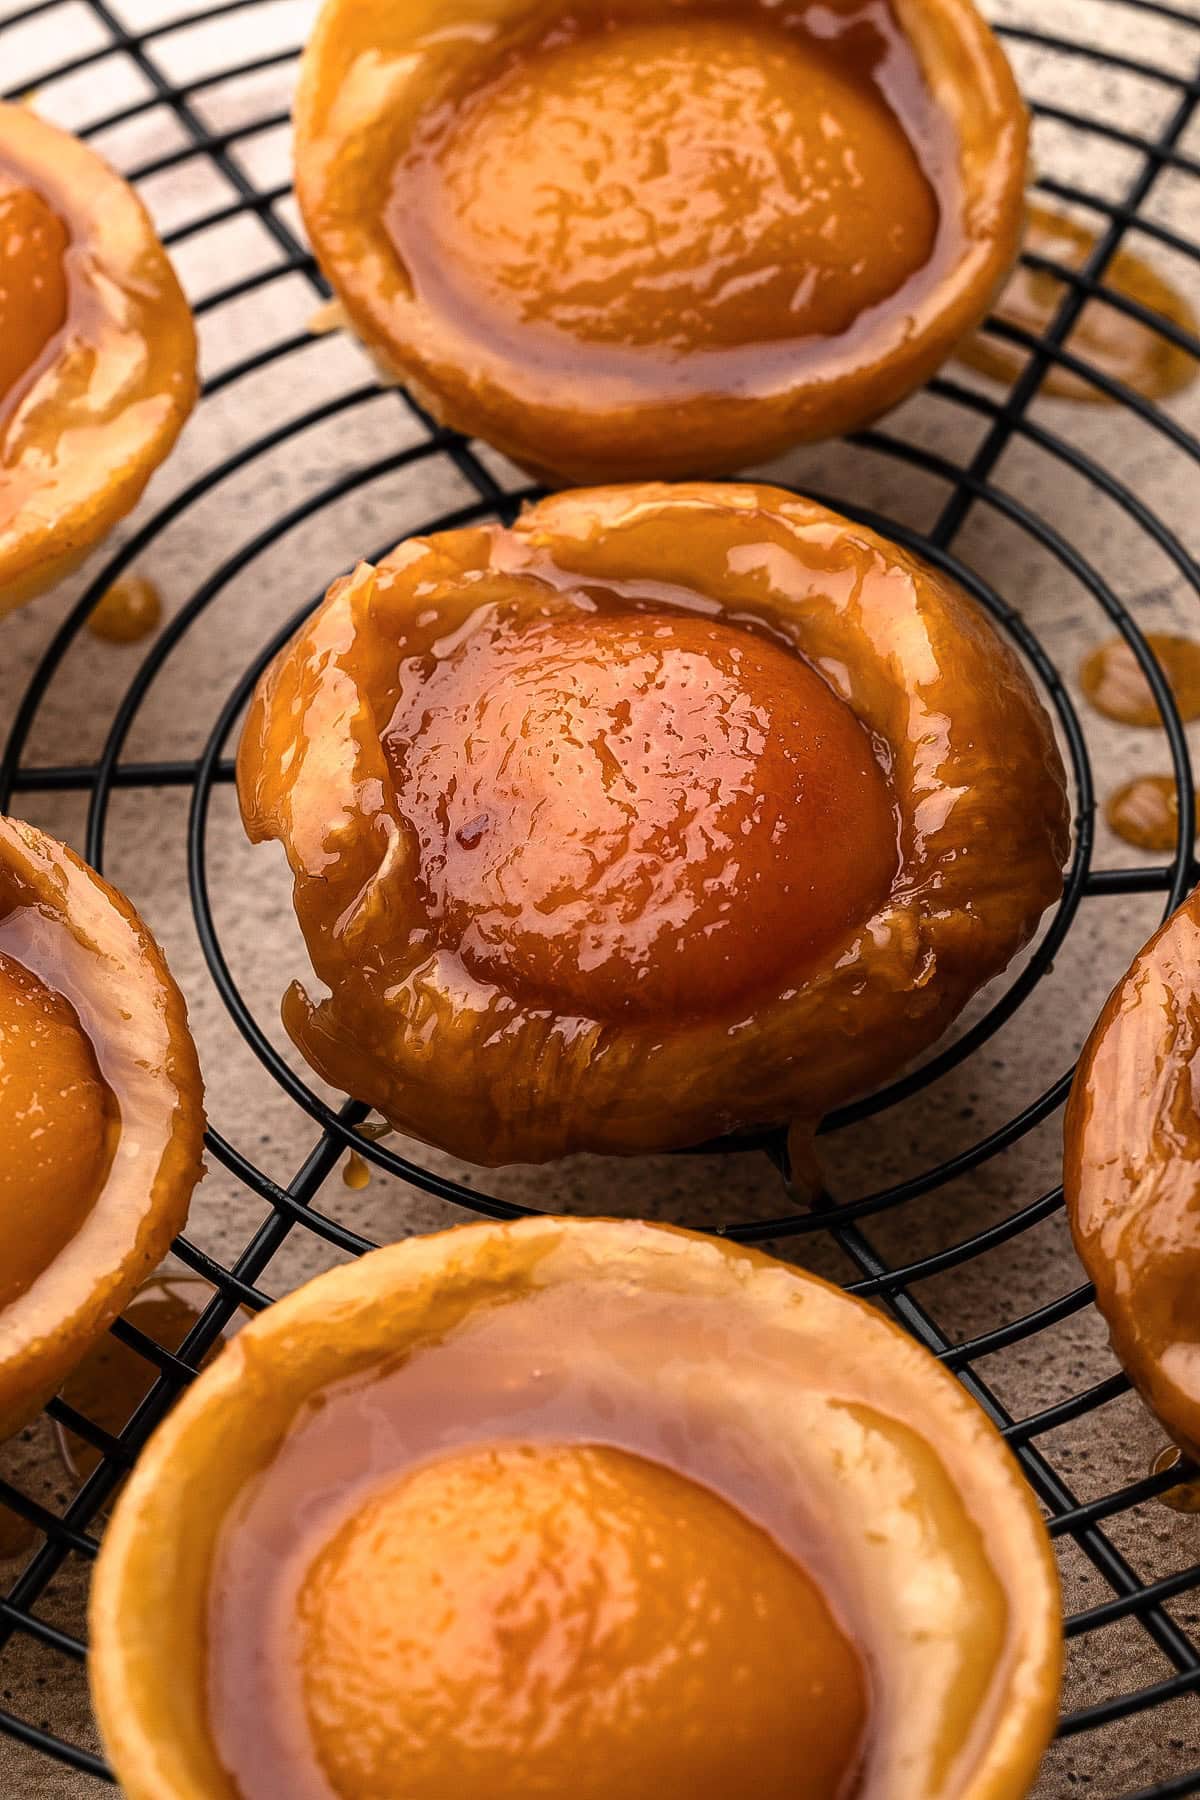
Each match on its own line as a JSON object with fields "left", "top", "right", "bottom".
{"left": 0, "top": 105, "right": 196, "bottom": 613}
{"left": 388, "top": 610, "right": 898, "bottom": 1018}
{"left": 238, "top": 482, "right": 1069, "bottom": 1165}
{"left": 0, "top": 176, "right": 68, "bottom": 405}
{"left": 1065, "top": 887, "right": 1200, "bottom": 1458}
{"left": 0, "top": 951, "right": 114, "bottom": 1311}
{"left": 0, "top": 816, "right": 205, "bottom": 1439}
{"left": 392, "top": 18, "right": 938, "bottom": 353}
{"left": 298, "top": 1442, "right": 866, "bottom": 1800}
{"left": 90, "top": 1218, "right": 1062, "bottom": 1800}
{"left": 294, "top": 0, "right": 1027, "bottom": 480}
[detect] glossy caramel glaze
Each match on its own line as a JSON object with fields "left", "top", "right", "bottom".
{"left": 958, "top": 203, "right": 1198, "bottom": 403}
{"left": 1079, "top": 631, "right": 1200, "bottom": 728}
{"left": 91, "top": 1219, "right": 1062, "bottom": 1800}
{"left": 387, "top": 609, "right": 897, "bottom": 1018}
{"left": 1106, "top": 774, "right": 1185, "bottom": 854}
{"left": 1065, "top": 886, "right": 1200, "bottom": 1458}
{"left": 237, "top": 482, "right": 1069, "bottom": 1166}
{"left": 293, "top": 1443, "right": 866, "bottom": 1800}
{"left": 294, "top": 0, "right": 1028, "bottom": 481}
{"left": 0, "top": 175, "right": 68, "bottom": 405}
{"left": 87, "top": 575, "right": 163, "bottom": 645}
{"left": 55, "top": 1275, "right": 241, "bottom": 1485}
{"left": 389, "top": 15, "right": 938, "bottom": 355}
{"left": 0, "top": 105, "right": 196, "bottom": 613}
{"left": 0, "top": 817, "right": 205, "bottom": 1441}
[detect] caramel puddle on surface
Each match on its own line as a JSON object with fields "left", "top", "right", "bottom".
{"left": 86, "top": 575, "right": 163, "bottom": 645}
{"left": 1079, "top": 633, "right": 1200, "bottom": 728}
{"left": 54, "top": 1274, "right": 239, "bottom": 1485}
{"left": 342, "top": 1122, "right": 391, "bottom": 1189}
{"left": 958, "top": 202, "right": 1198, "bottom": 402}
{"left": 1152, "top": 1446, "right": 1200, "bottom": 1514}
{"left": 1106, "top": 775, "right": 1189, "bottom": 853}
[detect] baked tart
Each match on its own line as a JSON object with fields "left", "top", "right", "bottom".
{"left": 0, "top": 102, "right": 197, "bottom": 612}
{"left": 237, "top": 481, "right": 1070, "bottom": 1165}
{"left": 1065, "top": 886, "right": 1200, "bottom": 1460}
{"left": 293, "top": 0, "right": 1028, "bottom": 481}
{"left": 90, "top": 1216, "right": 1062, "bottom": 1800}
{"left": 0, "top": 816, "right": 205, "bottom": 1440}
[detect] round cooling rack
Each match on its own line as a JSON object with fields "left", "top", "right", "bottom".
{"left": 2, "top": 0, "right": 1200, "bottom": 1792}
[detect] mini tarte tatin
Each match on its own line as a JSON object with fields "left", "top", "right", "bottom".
{"left": 1065, "top": 887, "right": 1200, "bottom": 1460}
{"left": 293, "top": 0, "right": 1027, "bottom": 480}
{"left": 90, "top": 1216, "right": 1062, "bottom": 1800}
{"left": 0, "top": 102, "right": 197, "bottom": 613}
{"left": 238, "top": 481, "right": 1070, "bottom": 1166}
{"left": 0, "top": 816, "right": 205, "bottom": 1440}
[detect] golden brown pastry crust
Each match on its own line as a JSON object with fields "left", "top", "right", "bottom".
{"left": 0, "top": 817, "right": 205, "bottom": 1439}
{"left": 292, "top": 0, "right": 1028, "bottom": 482}
{"left": 1065, "top": 886, "right": 1200, "bottom": 1459}
{"left": 237, "top": 482, "right": 1069, "bottom": 1165}
{"left": 0, "top": 103, "right": 197, "bottom": 613}
{"left": 90, "top": 1217, "right": 1062, "bottom": 1800}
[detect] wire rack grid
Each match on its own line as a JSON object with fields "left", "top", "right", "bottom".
{"left": 1, "top": 0, "right": 1200, "bottom": 1792}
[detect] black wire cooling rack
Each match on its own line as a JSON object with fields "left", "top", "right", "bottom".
{"left": 2, "top": 0, "right": 1200, "bottom": 1791}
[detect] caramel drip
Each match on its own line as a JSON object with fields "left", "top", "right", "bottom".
{"left": 86, "top": 575, "right": 163, "bottom": 645}
{"left": 958, "top": 202, "right": 1197, "bottom": 402}
{"left": 355, "top": 1120, "right": 392, "bottom": 1142}
{"left": 342, "top": 1150, "right": 370, "bottom": 1190}
{"left": 1079, "top": 633, "right": 1200, "bottom": 728}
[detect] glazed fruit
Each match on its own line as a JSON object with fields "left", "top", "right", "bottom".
{"left": 0, "top": 102, "right": 196, "bottom": 612}
{"left": 1065, "top": 887, "right": 1200, "bottom": 1458}
{"left": 237, "top": 481, "right": 1070, "bottom": 1165}
{"left": 90, "top": 1217, "right": 1062, "bottom": 1800}
{"left": 298, "top": 1441, "right": 867, "bottom": 1799}
{"left": 0, "top": 816, "right": 205, "bottom": 1440}
{"left": 293, "top": 0, "right": 1028, "bottom": 480}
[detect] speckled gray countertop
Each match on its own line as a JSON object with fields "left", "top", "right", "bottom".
{"left": 1, "top": 0, "right": 1199, "bottom": 1792}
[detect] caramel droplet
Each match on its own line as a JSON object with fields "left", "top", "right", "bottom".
{"left": 1079, "top": 633, "right": 1200, "bottom": 728}
{"left": 1151, "top": 1445, "right": 1200, "bottom": 1514}
{"left": 1105, "top": 775, "right": 1188, "bottom": 853}
{"left": 343, "top": 1149, "right": 371, "bottom": 1190}
{"left": 958, "top": 202, "right": 1197, "bottom": 402}
{"left": 87, "top": 575, "right": 163, "bottom": 645}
